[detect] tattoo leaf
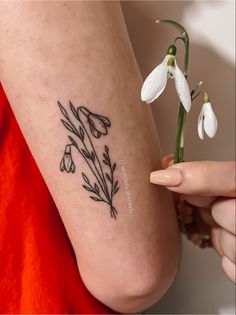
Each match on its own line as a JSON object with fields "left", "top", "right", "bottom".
{"left": 103, "top": 159, "right": 109, "bottom": 166}
{"left": 69, "top": 101, "right": 78, "bottom": 119}
{"left": 90, "top": 196, "right": 103, "bottom": 202}
{"left": 112, "top": 163, "right": 116, "bottom": 172}
{"left": 82, "top": 172, "right": 90, "bottom": 185}
{"left": 103, "top": 153, "right": 108, "bottom": 161}
{"left": 68, "top": 136, "right": 78, "bottom": 148}
{"left": 82, "top": 149, "right": 90, "bottom": 158}
{"left": 94, "top": 183, "right": 99, "bottom": 194}
{"left": 79, "top": 126, "right": 84, "bottom": 140}
{"left": 105, "top": 145, "right": 109, "bottom": 153}
{"left": 90, "top": 151, "right": 95, "bottom": 162}
{"left": 112, "top": 186, "right": 119, "bottom": 195}
{"left": 105, "top": 173, "right": 111, "bottom": 182}
{"left": 82, "top": 185, "right": 94, "bottom": 193}
{"left": 61, "top": 119, "right": 77, "bottom": 134}
{"left": 113, "top": 180, "right": 118, "bottom": 191}
{"left": 58, "top": 101, "right": 69, "bottom": 119}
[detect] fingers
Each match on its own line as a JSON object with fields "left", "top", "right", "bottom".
{"left": 183, "top": 194, "right": 217, "bottom": 208}
{"left": 161, "top": 155, "right": 218, "bottom": 208}
{"left": 211, "top": 197, "right": 236, "bottom": 284}
{"left": 221, "top": 256, "right": 236, "bottom": 284}
{"left": 219, "top": 230, "right": 236, "bottom": 264}
{"left": 211, "top": 228, "right": 224, "bottom": 256}
{"left": 150, "top": 160, "right": 236, "bottom": 197}
{"left": 161, "top": 154, "right": 217, "bottom": 209}
{"left": 212, "top": 198, "right": 236, "bottom": 235}
{"left": 199, "top": 207, "right": 218, "bottom": 228}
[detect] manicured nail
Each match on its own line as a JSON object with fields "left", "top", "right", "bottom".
{"left": 150, "top": 169, "right": 182, "bottom": 186}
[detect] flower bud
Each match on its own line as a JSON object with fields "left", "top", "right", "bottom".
{"left": 167, "top": 44, "right": 177, "bottom": 56}
{"left": 203, "top": 92, "right": 210, "bottom": 104}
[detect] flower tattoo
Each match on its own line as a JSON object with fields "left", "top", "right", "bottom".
{"left": 58, "top": 101, "right": 119, "bottom": 219}
{"left": 79, "top": 106, "right": 111, "bottom": 138}
{"left": 60, "top": 145, "right": 75, "bottom": 173}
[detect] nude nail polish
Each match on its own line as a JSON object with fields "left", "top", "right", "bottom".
{"left": 150, "top": 169, "right": 182, "bottom": 186}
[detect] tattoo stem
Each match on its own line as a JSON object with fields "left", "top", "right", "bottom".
{"left": 74, "top": 144, "right": 108, "bottom": 201}
{"left": 80, "top": 137, "right": 109, "bottom": 201}
{"left": 78, "top": 115, "right": 110, "bottom": 201}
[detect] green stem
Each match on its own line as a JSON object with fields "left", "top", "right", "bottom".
{"left": 158, "top": 20, "right": 190, "bottom": 163}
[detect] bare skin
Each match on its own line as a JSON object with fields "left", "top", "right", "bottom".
{"left": 151, "top": 155, "right": 236, "bottom": 284}
{"left": 0, "top": 2, "right": 180, "bottom": 313}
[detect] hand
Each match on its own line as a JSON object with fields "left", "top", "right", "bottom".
{"left": 150, "top": 155, "right": 236, "bottom": 284}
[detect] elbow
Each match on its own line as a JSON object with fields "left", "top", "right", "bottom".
{"left": 80, "top": 251, "right": 180, "bottom": 313}
{"left": 117, "top": 259, "right": 179, "bottom": 313}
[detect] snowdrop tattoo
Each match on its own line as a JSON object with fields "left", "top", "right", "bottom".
{"left": 141, "top": 19, "right": 218, "bottom": 163}
{"left": 60, "top": 145, "right": 75, "bottom": 173}
{"left": 58, "top": 101, "right": 119, "bottom": 219}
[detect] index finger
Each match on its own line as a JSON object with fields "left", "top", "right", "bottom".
{"left": 151, "top": 161, "right": 236, "bottom": 197}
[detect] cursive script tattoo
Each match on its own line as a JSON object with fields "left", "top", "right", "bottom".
{"left": 58, "top": 101, "right": 119, "bottom": 219}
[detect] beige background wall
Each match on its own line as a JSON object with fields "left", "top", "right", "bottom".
{"left": 122, "top": 1, "right": 235, "bottom": 314}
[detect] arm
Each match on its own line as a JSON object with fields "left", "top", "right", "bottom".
{"left": 0, "top": 2, "right": 180, "bottom": 312}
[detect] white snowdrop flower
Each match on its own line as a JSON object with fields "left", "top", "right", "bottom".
{"left": 141, "top": 45, "right": 192, "bottom": 112}
{"left": 198, "top": 92, "right": 218, "bottom": 140}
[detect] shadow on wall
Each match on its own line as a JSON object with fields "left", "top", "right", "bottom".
{"left": 121, "top": 1, "right": 235, "bottom": 314}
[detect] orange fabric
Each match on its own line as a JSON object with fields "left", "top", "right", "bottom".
{"left": 0, "top": 84, "right": 115, "bottom": 314}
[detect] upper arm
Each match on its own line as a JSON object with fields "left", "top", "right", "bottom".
{"left": 0, "top": 2, "right": 180, "bottom": 312}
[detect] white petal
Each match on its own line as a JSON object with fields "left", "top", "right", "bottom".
{"left": 173, "top": 60, "right": 192, "bottom": 112}
{"left": 197, "top": 105, "right": 205, "bottom": 140}
{"left": 141, "top": 55, "right": 169, "bottom": 103}
{"left": 203, "top": 102, "right": 218, "bottom": 138}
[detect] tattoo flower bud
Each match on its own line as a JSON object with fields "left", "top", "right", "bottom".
{"left": 60, "top": 145, "right": 75, "bottom": 173}
{"left": 141, "top": 44, "right": 192, "bottom": 112}
{"left": 197, "top": 93, "right": 218, "bottom": 140}
{"left": 79, "top": 107, "right": 111, "bottom": 138}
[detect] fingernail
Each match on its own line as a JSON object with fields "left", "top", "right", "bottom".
{"left": 150, "top": 169, "right": 182, "bottom": 186}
